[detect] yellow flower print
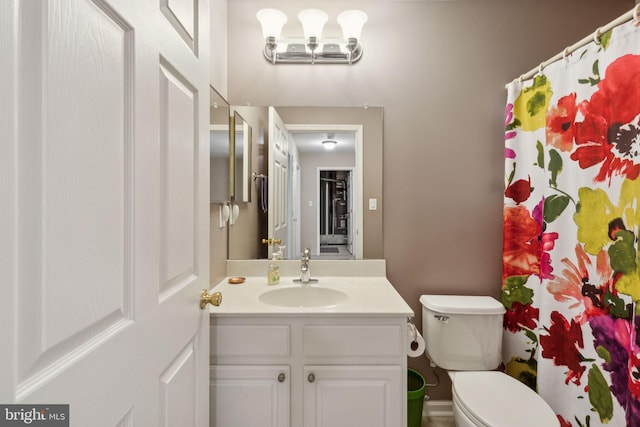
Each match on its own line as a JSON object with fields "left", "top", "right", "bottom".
{"left": 574, "top": 179, "right": 640, "bottom": 300}
{"left": 513, "top": 75, "right": 553, "bottom": 131}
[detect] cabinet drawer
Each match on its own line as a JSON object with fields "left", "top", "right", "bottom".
{"left": 303, "top": 325, "right": 403, "bottom": 357}
{"left": 212, "top": 325, "right": 290, "bottom": 357}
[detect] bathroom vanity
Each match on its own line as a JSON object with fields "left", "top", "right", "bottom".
{"left": 209, "top": 260, "right": 413, "bottom": 427}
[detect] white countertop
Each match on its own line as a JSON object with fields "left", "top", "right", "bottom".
{"left": 210, "top": 260, "right": 413, "bottom": 318}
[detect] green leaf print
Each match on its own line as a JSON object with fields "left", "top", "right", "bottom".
{"left": 608, "top": 229, "right": 638, "bottom": 275}
{"left": 544, "top": 194, "right": 570, "bottom": 223}
{"left": 588, "top": 364, "right": 613, "bottom": 423}
{"left": 535, "top": 140, "right": 545, "bottom": 168}
{"left": 501, "top": 277, "right": 534, "bottom": 309}
{"left": 548, "top": 149, "right": 562, "bottom": 187}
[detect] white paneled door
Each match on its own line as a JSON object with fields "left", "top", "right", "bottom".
{"left": 0, "top": 0, "right": 211, "bottom": 425}
{"left": 268, "top": 107, "right": 291, "bottom": 254}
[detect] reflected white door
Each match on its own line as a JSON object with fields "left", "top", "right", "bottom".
{"left": 0, "top": 0, "right": 211, "bottom": 425}
{"left": 291, "top": 159, "right": 301, "bottom": 259}
{"left": 346, "top": 170, "right": 354, "bottom": 256}
{"left": 268, "top": 107, "right": 290, "bottom": 254}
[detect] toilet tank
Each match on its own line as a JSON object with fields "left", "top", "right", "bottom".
{"left": 420, "top": 295, "right": 506, "bottom": 371}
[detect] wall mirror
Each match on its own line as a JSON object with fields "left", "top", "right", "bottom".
{"left": 227, "top": 106, "right": 383, "bottom": 261}
{"left": 209, "top": 86, "right": 231, "bottom": 203}
{"left": 232, "top": 111, "right": 252, "bottom": 203}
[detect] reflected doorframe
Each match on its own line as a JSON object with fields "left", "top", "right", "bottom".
{"left": 317, "top": 167, "right": 356, "bottom": 259}
{"left": 286, "top": 124, "right": 363, "bottom": 259}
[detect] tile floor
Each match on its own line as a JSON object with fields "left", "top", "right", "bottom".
{"left": 422, "top": 416, "right": 456, "bottom": 427}
{"left": 316, "top": 244, "right": 355, "bottom": 260}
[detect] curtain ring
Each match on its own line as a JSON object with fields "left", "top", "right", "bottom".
{"left": 593, "top": 27, "right": 602, "bottom": 45}
{"left": 562, "top": 47, "right": 571, "bottom": 62}
{"left": 537, "top": 63, "right": 544, "bottom": 75}
{"left": 634, "top": 4, "right": 640, "bottom": 24}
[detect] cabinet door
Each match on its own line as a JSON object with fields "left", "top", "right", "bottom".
{"left": 211, "top": 365, "right": 290, "bottom": 427}
{"left": 304, "top": 365, "right": 402, "bottom": 427}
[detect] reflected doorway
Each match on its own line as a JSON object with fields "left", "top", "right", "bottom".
{"left": 318, "top": 169, "right": 355, "bottom": 260}
{"left": 286, "top": 124, "right": 363, "bottom": 260}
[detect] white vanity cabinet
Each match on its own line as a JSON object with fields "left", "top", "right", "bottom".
{"left": 303, "top": 365, "right": 402, "bottom": 427}
{"left": 209, "top": 316, "right": 407, "bottom": 427}
{"left": 210, "top": 365, "right": 290, "bottom": 427}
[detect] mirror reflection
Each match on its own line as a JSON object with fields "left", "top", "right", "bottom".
{"left": 227, "top": 106, "right": 383, "bottom": 261}
{"left": 209, "top": 87, "right": 230, "bottom": 203}
{"left": 232, "top": 112, "right": 252, "bottom": 203}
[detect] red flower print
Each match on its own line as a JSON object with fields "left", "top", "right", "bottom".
{"left": 504, "top": 301, "right": 539, "bottom": 333}
{"left": 557, "top": 415, "right": 573, "bottom": 427}
{"left": 540, "top": 230, "right": 559, "bottom": 280}
{"left": 571, "top": 54, "right": 640, "bottom": 182}
{"left": 546, "top": 245, "right": 613, "bottom": 321}
{"left": 540, "top": 311, "right": 588, "bottom": 385}
{"left": 547, "top": 93, "right": 578, "bottom": 152}
{"left": 502, "top": 205, "right": 541, "bottom": 279}
{"left": 505, "top": 176, "right": 532, "bottom": 204}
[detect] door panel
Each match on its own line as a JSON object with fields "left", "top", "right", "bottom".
{"left": 161, "top": 0, "right": 197, "bottom": 52}
{"left": 161, "top": 342, "right": 199, "bottom": 426}
{"left": 160, "top": 60, "right": 198, "bottom": 294}
{"left": 16, "top": 0, "right": 135, "bottom": 397}
{"left": 1, "top": 0, "right": 211, "bottom": 425}
{"left": 268, "top": 107, "right": 290, "bottom": 250}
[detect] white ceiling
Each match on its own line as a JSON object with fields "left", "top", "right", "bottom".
{"left": 291, "top": 131, "right": 356, "bottom": 154}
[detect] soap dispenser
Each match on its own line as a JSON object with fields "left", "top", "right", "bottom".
{"left": 267, "top": 252, "right": 280, "bottom": 285}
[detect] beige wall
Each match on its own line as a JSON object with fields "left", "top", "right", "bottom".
{"left": 228, "top": 106, "right": 269, "bottom": 260}
{"left": 226, "top": 0, "right": 634, "bottom": 400}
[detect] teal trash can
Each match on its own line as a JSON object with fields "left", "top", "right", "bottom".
{"left": 407, "top": 368, "right": 425, "bottom": 427}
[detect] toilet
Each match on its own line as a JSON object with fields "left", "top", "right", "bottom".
{"left": 419, "top": 295, "right": 558, "bottom": 427}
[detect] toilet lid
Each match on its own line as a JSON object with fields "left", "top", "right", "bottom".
{"left": 452, "top": 371, "right": 559, "bottom": 427}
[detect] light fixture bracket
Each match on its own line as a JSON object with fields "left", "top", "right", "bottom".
{"left": 263, "top": 38, "right": 363, "bottom": 64}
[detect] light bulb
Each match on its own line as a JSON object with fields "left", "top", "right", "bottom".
{"left": 256, "top": 8, "right": 287, "bottom": 40}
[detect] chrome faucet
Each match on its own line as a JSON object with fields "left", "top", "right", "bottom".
{"left": 300, "top": 248, "right": 311, "bottom": 283}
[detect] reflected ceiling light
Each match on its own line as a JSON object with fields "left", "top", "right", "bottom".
{"left": 256, "top": 8, "right": 367, "bottom": 64}
{"left": 322, "top": 136, "right": 338, "bottom": 150}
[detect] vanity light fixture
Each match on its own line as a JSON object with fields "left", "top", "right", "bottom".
{"left": 256, "top": 8, "right": 367, "bottom": 64}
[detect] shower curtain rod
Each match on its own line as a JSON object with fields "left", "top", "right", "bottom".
{"left": 505, "top": 4, "right": 640, "bottom": 88}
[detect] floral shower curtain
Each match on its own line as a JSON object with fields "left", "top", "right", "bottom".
{"left": 502, "top": 16, "right": 640, "bottom": 427}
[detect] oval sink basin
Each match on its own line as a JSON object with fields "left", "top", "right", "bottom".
{"left": 259, "top": 286, "right": 348, "bottom": 308}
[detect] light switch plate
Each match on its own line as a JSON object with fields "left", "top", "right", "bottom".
{"left": 368, "top": 198, "right": 377, "bottom": 210}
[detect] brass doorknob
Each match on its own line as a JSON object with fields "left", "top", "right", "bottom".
{"left": 261, "top": 238, "right": 282, "bottom": 245}
{"left": 200, "top": 289, "right": 222, "bottom": 309}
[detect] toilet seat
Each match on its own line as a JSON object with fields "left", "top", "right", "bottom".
{"left": 451, "top": 371, "right": 558, "bottom": 427}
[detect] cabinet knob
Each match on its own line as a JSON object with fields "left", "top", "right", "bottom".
{"left": 307, "top": 373, "right": 315, "bottom": 383}
{"left": 278, "top": 373, "right": 286, "bottom": 383}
